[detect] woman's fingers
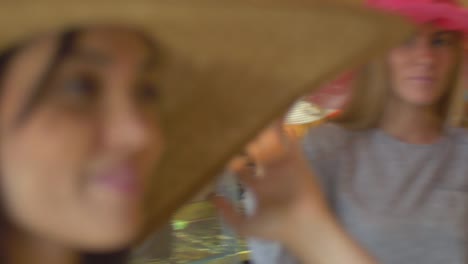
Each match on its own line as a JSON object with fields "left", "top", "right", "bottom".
{"left": 213, "top": 194, "right": 273, "bottom": 239}
{"left": 227, "top": 155, "right": 249, "bottom": 172}
{"left": 226, "top": 158, "right": 262, "bottom": 192}
{"left": 212, "top": 195, "right": 247, "bottom": 237}
{"left": 228, "top": 119, "right": 290, "bottom": 172}
{"left": 247, "top": 124, "right": 290, "bottom": 164}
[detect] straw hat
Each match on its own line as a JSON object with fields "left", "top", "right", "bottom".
{"left": 0, "top": 0, "right": 413, "bottom": 233}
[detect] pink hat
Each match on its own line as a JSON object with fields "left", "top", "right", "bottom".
{"left": 367, "top": 0, "right": 468, "bottom": 34}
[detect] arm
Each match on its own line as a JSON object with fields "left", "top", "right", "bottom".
{"left": 214, "top": 122, "right": 377, "bottom": 264}
{"left": 282, "top": 198, "right": 376, "bottom": 264}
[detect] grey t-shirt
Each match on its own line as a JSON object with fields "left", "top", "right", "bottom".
{"left": 246, "top": 123, "right": 468, "bottom": 264}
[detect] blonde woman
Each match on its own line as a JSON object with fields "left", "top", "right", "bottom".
{"left": 216, "top": 0, "right": 468, "bottom": 263}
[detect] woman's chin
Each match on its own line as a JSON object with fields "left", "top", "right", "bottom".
{"left": 401, "top": 94, "right": 442, "bottom": 108}
{"left": 75, "top": 227, "right": 140, "bottom": 252}
{"left": 69, "top": 214, "right": 143, "bottom": 252}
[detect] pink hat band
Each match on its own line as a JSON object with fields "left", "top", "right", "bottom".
{"left": 367, "top": 0, "right": 468, "bottom": 34}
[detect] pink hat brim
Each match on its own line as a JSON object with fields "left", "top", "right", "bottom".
{"left": 368, "top": 0, "right": 468, "bottom": 34}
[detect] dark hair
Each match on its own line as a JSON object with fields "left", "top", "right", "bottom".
{"left": 0, "top": 29, "right": 130, "bottom": 264}
{"left": 0, "top": 44, "right": 19, "bottom": 94}
{"left": 0, "top": 30, "right": 79, "bottom": 127}
{"left": 15, "top": 29, "right": 79, "bottom": 125}
{"left": 0, "top": 42, "right": 18, "bottom": 264}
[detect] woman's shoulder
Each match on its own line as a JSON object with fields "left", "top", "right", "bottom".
{"left": 447, "top": 127, "right": 468, "bottom": 149}
{"left": 302, "top": 122, "right": 354, "bottom": 159}
{"left": 306, "top": 122, "right": 351, "bottom": 139}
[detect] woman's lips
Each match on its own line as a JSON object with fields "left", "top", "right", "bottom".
{"left": 408, "top": 76, "right": 434, "bottom": 83}
{"left": 94, "top": 164, "right": 142, "bottom": 196}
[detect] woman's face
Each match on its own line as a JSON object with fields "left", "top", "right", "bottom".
{"left": 388, "top": 25, "right": 459, "bottom": 107}
{"left": 0, "top": 27, "right": 164, "bottom": 250}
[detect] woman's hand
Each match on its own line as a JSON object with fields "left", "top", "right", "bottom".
{"left": 213, "top": 121, "right": 377, "bottom": 264}
{"left": 214, "top": 121, "right": 331, "bottom": 246}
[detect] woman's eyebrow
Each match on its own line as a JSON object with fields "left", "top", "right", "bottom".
{"left": 433, "top": 30, "right": 457, "bottom": 37}
{"left": 67, "top": 48, "right": 158, "bottom": 73}
{"left": 67, "top": 48, "right": 112, "bottom": 67}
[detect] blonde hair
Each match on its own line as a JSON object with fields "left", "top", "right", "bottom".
{"left": 333, "top": 41, "right": 464, "bottom": 130}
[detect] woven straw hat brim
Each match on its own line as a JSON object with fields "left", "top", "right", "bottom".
{"left": 0, "top": 0, "right": 413, "bottom": 233}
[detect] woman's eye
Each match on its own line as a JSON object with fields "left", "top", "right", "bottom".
{"left": 63, "top": 77, "right": 98, "bottom": 98}
{"left": 49, "top": 73, "right": 101, "bottom": 114}
{"left": 432, "top": 37, "right": 451, "bottom": 47}
{"left": 431, "top": 32, "right": 457, "bottom": 48}
{"left": 62, "top": 75, "right": 99, "bottom": 99}
{"left": 135, "top": 81, "right": 160, "bottom": 106}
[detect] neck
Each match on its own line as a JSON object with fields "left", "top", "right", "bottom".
{"left": 3, "top": 227, "right": 80, "bottom": 264}
{"left": 379, "top": 99, "right": 444, "bottom": 144}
